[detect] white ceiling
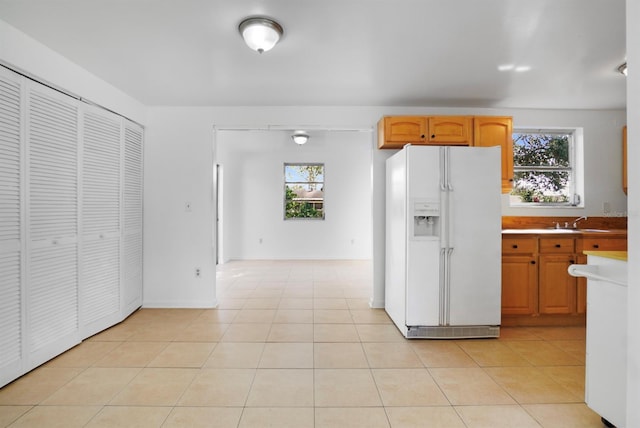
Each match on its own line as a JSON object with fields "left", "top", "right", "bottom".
{"left": 0, "top": 0, "right": 627, "bottom": 109}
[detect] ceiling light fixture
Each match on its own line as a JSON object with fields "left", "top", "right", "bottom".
{"left": 292, "top": 131, "right": 309, "bottom": 145}
{"left": 618, "top": 62, "right": 628, "bottom": 76}
{"left": 238, "top": 16, "right": 283, "bottom": 54}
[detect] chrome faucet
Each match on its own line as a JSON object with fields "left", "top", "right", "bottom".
{"left": 572, "top": 216, "right": 587, "bottom": 228}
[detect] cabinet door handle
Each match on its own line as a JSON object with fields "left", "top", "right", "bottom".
{"left": 512, "top": 244, "right": 518, "bottom": 249}
{"left": 431, "top": 134, "right": 436, "bottom": 138}
{"left": 420, "top": 134, "right": 425, "bottom": 139}
{"left": 593, "top": 244, "right": 599, "bottom": 249}
{"left": 569, "top": 260, "right": 575, "bottom": 264}
{"left": 555, "top": 244, "right": 561, "bottom": 248}
{"left": 530, "top": 260, "right": 536, "bottom": 265}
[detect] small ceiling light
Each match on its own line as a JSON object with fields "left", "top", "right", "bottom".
{"left": 292, "top": 132, "right": 309, "bottom": 145}
{"left": 238, "top": 17, "right": 283, "bottom": 54}
{"left": 618, "top": 62, "right": 628, "bottom": 76}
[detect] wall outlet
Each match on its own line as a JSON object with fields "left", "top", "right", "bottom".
{"left": 195, "top": 267, "right": 201, "bottom": 278}
{"left": 185, "top": 202, "right": 192, "bottom": 212}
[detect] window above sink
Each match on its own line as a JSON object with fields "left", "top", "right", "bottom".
{"left": 509, "top": 128, "right": 583, "bottom": 208}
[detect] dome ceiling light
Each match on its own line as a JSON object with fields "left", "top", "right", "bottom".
{"left": 238, "top": 17, "right": 283, "bottom": 54}
{"left": 292, "top": 131, "right": 309, "bottom": 145}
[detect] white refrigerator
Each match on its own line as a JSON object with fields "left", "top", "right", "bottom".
{"left": 385, "top": 145, "right": 502, "bottom": 339}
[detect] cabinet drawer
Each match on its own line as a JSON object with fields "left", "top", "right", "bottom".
{"left": 502, "top": 237, "right": 536, "bottom": 254}
{"left": 539, "top": 238, "right": 575, "bottom": 253}
{"left": 580, "top": 238, "right": 627, "bottom": 252}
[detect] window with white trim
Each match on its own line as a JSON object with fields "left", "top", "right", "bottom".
{"left": 284, "top": 163, "right": 325, "bottom": 219}
{"left": 510, "top": 129, "right": 580, "bottom": 206}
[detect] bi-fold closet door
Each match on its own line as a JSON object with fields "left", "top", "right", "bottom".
{"left": 122, "top": 122, "right": 143, "bottom": 316}
{"left": 25, "top": 76, "right": 81, "bottom": 367}
{"left": 0, "top": 65, "right": 143, "bottom": 387}
{"left": 80, "top": 105, "right": 122, "bottom": 338}
{"left": 0, "top": 65, "right": 25, "bottom": 387}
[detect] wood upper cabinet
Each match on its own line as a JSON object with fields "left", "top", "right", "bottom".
{"left": 427, "top": 116, "right": 472, "bottom": 145}
{"left": 377, "top": 115, "right": 472, "bottom": 148}
{"left": 501, "top": 237, "right": 538, "bottom": 315}
{"left": 377, "top": 116, "right": 427, "bottom": 149}
{"left": 623, "top": 126, "right": 627, "bottom": 194}
{"left": 473, "top": 116, "right": 513, "bottom": 194}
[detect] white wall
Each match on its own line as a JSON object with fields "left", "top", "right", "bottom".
{"left": 144, "top": 106, "right": 626, "bottom": 309}
{"left": 0, "top": 19, "right": 145, "bottom": 124}
{"left": 626, "top": 0, "right": 639, "bottom": 425}
{"left": 142, "top": 108, "right": 217, "bottom": 307}
{"left": 506, "top": 108, "right": 627, "bottom": 217}
{"left": 216, "top": 129, "right": 373, "bottom": 261}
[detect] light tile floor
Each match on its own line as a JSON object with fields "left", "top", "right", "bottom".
{"left": 0, "top": 260, "right": 604, "bottom": 427}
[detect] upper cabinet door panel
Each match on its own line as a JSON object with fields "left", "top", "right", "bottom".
{"left": 427, "top": 116, "right": 471, "bottom": 145}
{"left": 26, "top": 83, "right": 79, "bottom": 243}
{"left": 378, "top": 116, "right": 427, "bottom": 149}
{"left": 473, "top": 116, "right": 513, "bottom": 194}
{"left": 81, "top": 105, "right": 121, "bottom": 238}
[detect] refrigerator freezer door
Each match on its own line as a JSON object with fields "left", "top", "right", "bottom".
{"left": 446, "top": 146, "right": 502, "bottom": 326}
{"left": 405, "top": 146, "right": 443, "bottom": 326}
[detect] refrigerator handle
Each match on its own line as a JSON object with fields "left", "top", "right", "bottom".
{"left": 445, "top": 247, "right": 454, "bottom": 326}
{"left": 439, "top": 147, "right": 446, "bottom": 191}
{"left": 445, "top": 147, "right": 453, "bottom": 191}
{"left": 439, "top": 248, "right": 446, "bottom": 325}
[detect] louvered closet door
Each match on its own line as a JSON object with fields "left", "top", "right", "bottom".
{"left": 0, "top": 67, "right": 24, "bottom": 386}
{"left": 79, "top": 105, "right": 122, "bottom": 338}
{"left": 122, "top": 121, "right": 143, "bottom": 316}
{"left": 25, "top": 81, "right": 80, "bottom": 368}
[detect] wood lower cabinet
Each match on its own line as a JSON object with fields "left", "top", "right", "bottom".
{"left": 501, "top": 236, "right": 538, "bottom": 315}
{"left": 623, "top": 126, "right": 627, "bottom": 194}
{"left": 538, "top": 237, "right": 576, "bottom": 314}
{"left": 502, "top": 255, "right": 538, "bottom": 315}
{"left": 538, "top": 254, "right": 577, "bottom": 314}
{"left": 502, "top": 232, "right": 627, "bottom": 324}
{"left": 575, "top": 236, "right": 627, "bottom": 314}
{"left": 576, "top": 253, "right": 588, "bottom": 314}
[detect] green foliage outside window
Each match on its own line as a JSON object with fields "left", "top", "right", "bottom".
{"left": 284, "top": 164, "right": 324, "bottom": 219}
{"left": 285, "top": 186, "right": 322, "bottom": 218}
{"left": 511, "top": 132, "right": 572, "bottom": 204}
